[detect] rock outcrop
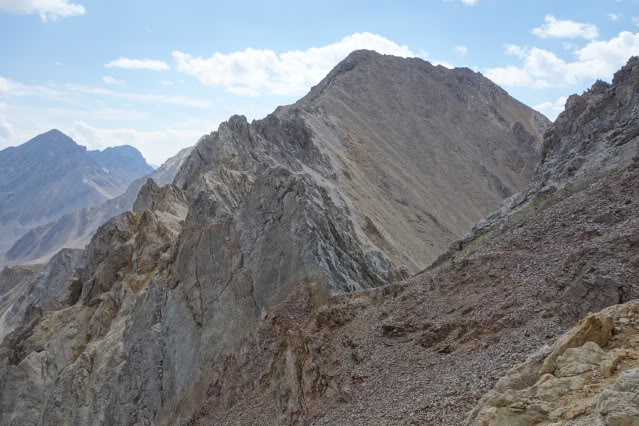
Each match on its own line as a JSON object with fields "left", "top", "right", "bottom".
{"left": 0, "top": 249, "right": 82, "bottom": 341}
{"left": 1, "top": 146, "right": 192, "bottom": 266}
{"left": 0, "top": 130, "right": 153, "bottom": 252}
{"left": 0, "top": 50, "right": 548, "bottom": 425}
{"left": 468, "top": 301, "right": 639, "bottom": 426}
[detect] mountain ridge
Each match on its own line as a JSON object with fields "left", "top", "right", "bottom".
{"left": 0, "top": 129, "right": 153, "bottom": 252}
{"left": 188, "top": 56, "right": 639, "bottom": 425}
{"left": 1, "top": 146, "right": 192, "bottom": 266}
{"left": 0, "top": 51, "right": 551, "bottom": 425}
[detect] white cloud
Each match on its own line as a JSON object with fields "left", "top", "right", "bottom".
{"left": 533, "top": 96, "right": 568, "bottom": 121}
{"left": 65, "top": 84, "right": 212, "bottom": 108}
{"left": 64, "top": 121, "right": 205, "bottom": 165}
{"left": 505, "top": 44, "right": 528, "bottom": 58}
{"left": 0, "top": 0, "right": 85, "bottom": 21}
{"left": 160, "top": 79, "right": 185, "bottom": 86}
{"left": 227, "top": 87, "right": 261, "bottom": 96}
{"left": 0, "top": 75, "right": 210, "bottom": 109}
{"left": 487, "top": 31, "right": 639, "bottom": 89}
{"left": 102, "top": 76, "right": 124, "bottom": 85}
{"left": 532, "top": 15, "right": 599, "bottom": 40}
{"left": 0, "top": 116, "right": 14, "bottom": 143}
{"left": 173, "top": 32, "right": 415, "bottom": 96}
{"left": 105, "top": 58, "right": 170, "bottom": 71}
{"left": 608, "top": 13, "right": 621, "bottom": 21}
{"left": 0, "top": 102, "right": 15, "bottom": 144}
{"left": 443, "top": 0, "right": 477, "bottom": 5}
{"left": 454, "top": 45, "right": 468, "bottom": 56}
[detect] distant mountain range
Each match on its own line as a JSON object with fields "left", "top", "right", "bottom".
{"left": 0, "top": 129, "right": 153, "bottom": 251}
{"left": 1, "top": 146, "right": 192, "bottom": 266}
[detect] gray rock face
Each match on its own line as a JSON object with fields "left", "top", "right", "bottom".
{"left": 431, "top": 56, "right": 639, "bottom": 270}
{"left": 0, "top": 130, "right": 153, "bottom": 252}
{"left": 1, "top": 146, "right": 193, "bottom": 266}
{"left": 0, "top": 249, "right": 81, "bottom": 341}
{"left": 537, "top": 57, "right": 639, "bottom": 187}
{"left": 0, "top": 51, "right": 548, "bottom": 425}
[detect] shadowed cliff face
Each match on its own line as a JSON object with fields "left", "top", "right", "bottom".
{"left": 0, "top": 51, "right": 548, "bottom": 425}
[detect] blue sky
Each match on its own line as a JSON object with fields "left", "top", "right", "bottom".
{"left": 1, "top": 0, "right": 638, "bottom": 164}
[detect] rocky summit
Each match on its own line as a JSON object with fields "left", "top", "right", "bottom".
{"left": 1, "top": 53, "right": 636, "bottom": 426}
{"left": 0, "top": 130, "right": 154, "bottom": 253}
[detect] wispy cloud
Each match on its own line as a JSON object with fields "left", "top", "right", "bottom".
{"left": 443, "top": 0, "right": 477, "bottom": 6}
{"left": 0, "top": 104, "right": 15, "bottom": 143}
{"left": 0, "top": 75, "right": 211, "bottom": 109}
{"left": 0, "top": 0, "right": 85, "bottom": 21}
{"left": 0, "top": 76, "right": 62, "bottom": 98}
{"left": 105, "top": 58, "right": 170, "bottom": 71}
{"left": 102, "top": 76, "right": 124, "bottom": 86}
{"left": 454, "top": 45, "right": 468, "bottom": 56}
{"left": 532, "top": 15, "right": 599, "bottom": 40}
{"left": 65, "top": 84, "right": 212, "bottom": 108}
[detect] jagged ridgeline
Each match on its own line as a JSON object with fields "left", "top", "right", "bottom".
{"left": 0, "top": 50, "right": 549, "bottom": 424}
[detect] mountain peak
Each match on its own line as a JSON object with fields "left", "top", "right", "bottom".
{"left": 0, "top": 130, "right": 155, "bottom": 251}
{"left": 88, "top": 145, "right": 153, "bottom": 179}
{"left": 26, "top": 129, "right": 80, "bottom": 149}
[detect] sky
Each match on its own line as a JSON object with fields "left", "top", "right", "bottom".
{"left": 0, "top": 0, "right": 638, "bottom": 165}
